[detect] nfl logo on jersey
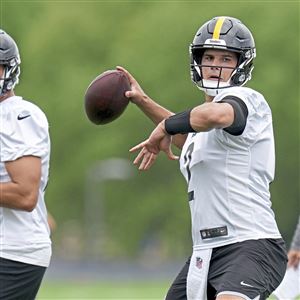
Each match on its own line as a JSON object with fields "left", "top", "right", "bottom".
{"left": 196, "top": 257, "right": 203, "bottom": 269}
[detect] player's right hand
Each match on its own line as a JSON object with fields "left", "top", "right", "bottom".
{"left": 116, "top": 66, "right": 148, "bottom": 106}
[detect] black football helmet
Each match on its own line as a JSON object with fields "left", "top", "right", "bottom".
{"left": 0, "top": 30, "right": 21, "bottom": 96}
{"left": 190, "top": 16, "right": 256, "bottom": 96}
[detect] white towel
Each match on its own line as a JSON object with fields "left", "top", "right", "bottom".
{"left": 187, "top": 248, "right": 213, "bottom": 300}
{"left": 273, "top": 266, "right": 300, "bottom": 300}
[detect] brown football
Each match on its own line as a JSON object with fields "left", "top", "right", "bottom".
{"left": 84, "top": 70, "right": 130, "bottom": 125}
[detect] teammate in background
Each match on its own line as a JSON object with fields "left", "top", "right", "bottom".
{"left": 118, "top": 16, "right": 287, "bottom": 300}
{"left": 0, "top": 30, "right": 52, "bottom": 299}
{"left": 273, "top": 216, "right": 300, "bottom": 300}
{"left": 48, "top": 211, "right": 57, "bottom": 232}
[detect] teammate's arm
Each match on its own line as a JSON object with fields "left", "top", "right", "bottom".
{"left": 288, "top": 217, "right": 300, "bottom": 268}
{"left": 0, "top": 156, "right": 41, "bottom": 211}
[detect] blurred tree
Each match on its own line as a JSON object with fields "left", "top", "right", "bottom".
{"left": 2, "top": 1, "right": 299, "bottom": 259}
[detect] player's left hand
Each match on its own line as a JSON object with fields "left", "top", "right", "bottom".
{"left": 130, "top": 121, "right": 179, "bottom": 170}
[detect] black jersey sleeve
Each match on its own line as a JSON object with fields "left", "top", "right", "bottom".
{"left": 218, "top": 96, "right": 249, "bottom": 136}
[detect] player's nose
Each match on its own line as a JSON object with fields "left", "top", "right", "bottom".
{"left": 209, "top": 59, "right": 220, "bottom": 69}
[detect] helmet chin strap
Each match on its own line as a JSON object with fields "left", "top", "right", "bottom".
{"left": 0, "top": 84, "right": 4, "bottom": 96}
{"left": 198, "top": 79, "right": 231, "bottom": 97}
{"left": 202, "top": 87, "right": 219, "bottom": 97}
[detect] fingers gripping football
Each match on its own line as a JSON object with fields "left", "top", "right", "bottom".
{"left": 116, "top": 66, "right": 147, "bottom": 105}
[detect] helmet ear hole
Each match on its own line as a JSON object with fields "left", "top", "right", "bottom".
{"left": 232, "top": 70, "right": 246, "bottom": 85}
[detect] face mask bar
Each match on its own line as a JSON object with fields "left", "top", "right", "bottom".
{"left": 0, "top": 58, "right": 21, "bottom": 96}
{"left": 192, "top": 62, "right": 237, "bottom": 95}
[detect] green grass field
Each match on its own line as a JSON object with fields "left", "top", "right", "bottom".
{"left": 37, "top": 280, "right": 169, "bottom": 300}
{"left": 37, "top": 280, "right": 286, "bottom": 300}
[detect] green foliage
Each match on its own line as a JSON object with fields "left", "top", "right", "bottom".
{"left": 2, "top": 2, "right": 299, "bottom": 259}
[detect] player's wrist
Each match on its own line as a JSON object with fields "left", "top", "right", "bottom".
{"left": 165, "top": 109, "right": 196, "bottom": 135}
{"left": 131, "top": 94, "right": 148, "bottom": 107}
{"left": 159, "top": 120, "right": 168, "bottom": 135}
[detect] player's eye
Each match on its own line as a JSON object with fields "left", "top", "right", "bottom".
{"left": 222, "top": 56, "right": 234, "bottom": 63}
{"left": 203, "top": 55, "right": 213, "bottom": 62}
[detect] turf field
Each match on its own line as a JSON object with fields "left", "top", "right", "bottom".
{"left": 37, "top": 280, "right": 169, "bottom": 300}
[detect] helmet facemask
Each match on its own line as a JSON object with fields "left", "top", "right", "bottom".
{"left": 0, "top": 58, "right": 21, "bottom": 96}
{"left": 190, "top": 46, "right": 256, "bottom": 96}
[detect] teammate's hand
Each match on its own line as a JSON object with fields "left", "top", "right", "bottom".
{"left": 287, "top": 249, "right": 300, "bottom": 269}
{"left": 116, "top": 66, "right": 147, "bottom": 105}
{"left": 130, "top": 121, "right": 179, "bottom": 170}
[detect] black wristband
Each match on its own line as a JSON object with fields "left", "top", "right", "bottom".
{"left": 165, "top": 109, "right": 196, "bottom": 135}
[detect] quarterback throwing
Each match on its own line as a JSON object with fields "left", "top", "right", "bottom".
{"left": 120, "top": 16, "right": 287, "bottom": 300}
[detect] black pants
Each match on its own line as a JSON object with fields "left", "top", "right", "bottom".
{"left": 165, "top": 239, "right": 287, "bottom": 300}
{"left": 0, "top": 257, "right": 46, "bottom": 300}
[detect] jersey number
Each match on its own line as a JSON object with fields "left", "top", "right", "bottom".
{"left": 184, "top": 142, "right": 194, "bottom": 184}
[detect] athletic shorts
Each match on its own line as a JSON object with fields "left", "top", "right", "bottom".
{"left": 0, "top": 257, "right": 47, "bottom": 300}
{"left": 165, "top": 239, "right": 287, "bottom": 300}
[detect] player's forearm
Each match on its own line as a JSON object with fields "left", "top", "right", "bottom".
{"left": 136, "top": 95, "right": 187, "bottom": 149}
{"left": 0, "top": 182, "right": 38, "bottom": 211}
{"left": 135, "top": 95, "right": 174, "bottom": 124}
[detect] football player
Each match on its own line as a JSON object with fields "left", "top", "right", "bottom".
{"left": 273, "top": 216, "right": 300, "bottom": 300}
{"left": 0, "top": 30, "right": 51, "bottom": 299}
{"left": 118, "top": 16, "right": 287, "bottom": 300}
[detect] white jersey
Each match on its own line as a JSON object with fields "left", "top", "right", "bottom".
{"left": 0, "top": 96, "right": 51, "bottom": 267}
{"left": 180, "top": 87, "right": 281, "bottom": 250}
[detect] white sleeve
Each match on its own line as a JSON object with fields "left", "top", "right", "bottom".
{"left": 0, "top": 107, "right": 49, "bottom": 162}
{"left": 214, "top": 88, "right": 272, "bottom": 148}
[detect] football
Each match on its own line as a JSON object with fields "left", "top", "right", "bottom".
{"left": 84, "top": 70, "right": 130, "bottom": 125}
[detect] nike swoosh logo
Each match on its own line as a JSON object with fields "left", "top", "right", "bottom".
{"left": 17, "top": 114, "right": 31, "bottom": 120}
{"left": 240, "top": 281, "right": 254, "bottom": 288}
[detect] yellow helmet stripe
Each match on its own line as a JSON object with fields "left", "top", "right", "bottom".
{"left": 212, "top": 17, "right": 226, "bottom": 39}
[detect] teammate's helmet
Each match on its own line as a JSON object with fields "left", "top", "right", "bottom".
{"left": 190, "top": 16, "right": 256, "bottom": 96}
{"left": 0, "top": 30, "right": 21, "bottom": 96}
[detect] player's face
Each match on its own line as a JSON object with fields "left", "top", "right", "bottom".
{"left": 0, "top": 65, "right": 4, "bottom": 78}
{"left": 201, "top": 49, "right": 238, "bottom": 82}
{"left": 0, "top": 65, "right": 4, "bottom": 100}
{"left": 0, "top": 65, "right": 12, "bottom": 101}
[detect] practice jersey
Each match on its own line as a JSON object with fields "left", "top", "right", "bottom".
{"left": 180, "top": 87, "right": 282, "bottom": 250}
{"left": 0, "top": 96, "right": 51, "bottom": 267}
